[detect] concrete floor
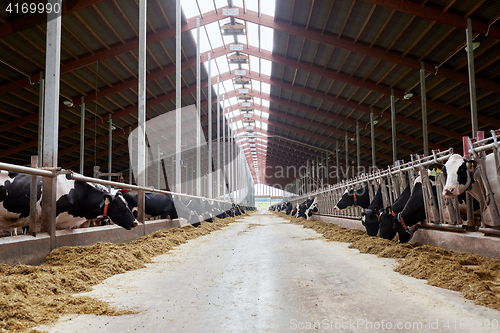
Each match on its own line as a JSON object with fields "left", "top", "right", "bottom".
{"left": 39, "top": 210, "right": 500, "bottom": 332}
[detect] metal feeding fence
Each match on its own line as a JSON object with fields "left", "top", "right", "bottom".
{"left": 281, "top": 129, "right": 500, "bottom": 236}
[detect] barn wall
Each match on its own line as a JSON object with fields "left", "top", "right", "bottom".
{"left": 0, "top": 219, "right": 181, "bottom": 266}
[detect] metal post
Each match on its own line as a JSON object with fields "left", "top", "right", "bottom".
{"left": 391, "top": 89, "right": 397, "bottom": 164}
{"left": 208, "top": 52, "right": 212, "bottom": 199}
{"left": 222, "top": 98, "right": 226, "bottom": 200}
{"left": 41, "top": 0, "right": 62, "bottom": 250}
{"left": 195, "top": 18, "right": 201, "bottom": 197}
{"left": 345, "top": 132, "right": 348, "bottom": 180}
{"left": 175, "top": 0, "right": 182, "bottom": 193}
{"left": 137, "top": 0, "right": 147, "bottom": 230}
{"left": 129, "top": 126, "right": 133, "bottom": 184}
{"left": 79, "top": 96, "right": 85, "bottom": 174}
{"left": 370, "top": 108, "right": 376, "bottom": 170}
{"left": 38, "top": 71, "right": 44, "bottom": 168}
{"left": 356, "top": 121, "right": 360, "bottom": 176}
{"left": 29, "top": 156, "right": 38, "bottom": 236}
{"left": 420, "top": 61, "right": 429, "bottom": 156}
{"left": 157, "top": 144, "right": 161, "bottom": 189}
{"left": 320, "top": 153, "right": 324, "bottom": 189}
{"left": 108, "top": 115, "right": 112, "bottom": 181}
{"left": 336, "top": 140, "right": 340, "bottom": 183}
{"left": 326, "top": 152, "right": 329, "bottom": 185}
{"left": 466, "top": 18, "right": 478, "bottom": 136}
{"left": 217, "top": 77, "right": 221, "bottom": 199}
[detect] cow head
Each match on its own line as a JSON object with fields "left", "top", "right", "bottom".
{"left": 377, "top": 207, "right": 397, "bottom": 240}
{"left": 361, "top": 206, "right": 380, "bottom": 237}
{"left": 105, "top": 192, "right": 139, "bottom": 230}
{"left": 334, "top": 185, "right": 370, "bottom": 211}
{"left": 442, "top": 154, "right": 476, "bottom": 198}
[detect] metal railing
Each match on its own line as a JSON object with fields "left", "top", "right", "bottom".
{"left": 276, "top": 130, "right": 500, "bottom": 236}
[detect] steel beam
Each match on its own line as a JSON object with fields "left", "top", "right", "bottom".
{"left": 359, "top": 0, "right": 500, "bottom": 40}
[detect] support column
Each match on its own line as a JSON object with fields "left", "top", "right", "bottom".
{"left": 196, "top": 18, "right": 201, "bottom": 197}
{"left": 80, "top": 96, "right": 85, "bottom": 174}
{"left": 129, "top": 126, "right": 133, "bottom": 184}
{"left": 391, "top": 89, "right": 397, "bottom": 164}
{"left": 420, "top": 61, "right": 429, "bottom": 156}
{"left": 108, "top": 115, "right": 112, "bottom": 181}
{"left": 466, "top": 18, "right": 478, "bottom": 136}
{"left": 326, "top": 152, "right": 329, "bottom": 186}
{"left": 208, "top": 52, "right": 212, "bottom": 199}
{"left": 175, "top": 0, "right": 182, "bottom": 193}
{"left": 345, "top": 132, "right": 348, "bottom": 179}
{"left": 370, "top": 108, "right": 376, "bottom": 170}
{"left": 336, "top": 140, "right": 340, "bottom": 183}
{"left": 137, "top": 0, "right": 147, "bottom": 230}
{"left": 41, "top": 0, "right": 62, "bottom": 250}
{"left": 222, "top": 97, "right": 226, "bottom": 200}
{"left": 38, "top": 71, "right": 44, "bottom": 167}
{"left": 217, "top": 77, "right": 221, "bottom": 199}
{"left": 356, "top": 121, "right": 360, "bottom": 176}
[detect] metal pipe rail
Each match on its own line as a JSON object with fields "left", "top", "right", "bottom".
{"left": 468, "top": 129, "right": 500, "bottom": 154}
{"left": 0, "top": 162, "right": 57, "bottom": 178}
{"left": 68, "top": 172, "right": 233, "bottom": 204}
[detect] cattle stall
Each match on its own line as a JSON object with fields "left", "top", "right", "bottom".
{"left": 277, "top": 130, "right": 500, "bottom": 257}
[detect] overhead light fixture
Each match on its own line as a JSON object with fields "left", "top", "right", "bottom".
{"left": 63, "top": 100, "right": 74, "bottom": 107}
{"left": 373, "top": 119, "right": 379, "bottom": 125}
{"left": 350, "top": 137, "right": 355, "bottom": 142}
{"left": 403, "top": 92, "right": 413, "bottom": 100}
{"left": 465, "top": 42, "right": 480, "bottom": 52}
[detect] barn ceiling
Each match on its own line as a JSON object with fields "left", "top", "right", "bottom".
{"left": 0, "top": 0, "right": 500, "bottom": 189}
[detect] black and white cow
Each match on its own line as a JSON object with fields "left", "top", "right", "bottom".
{"left": 0, "top": 172, "right": 138, "bottom": 231}
{"left": 442, "top": 153, "right": 496, "bottom": 226}
{"left": 378, "top": 182, "right": 411, "bottom": 240}
{"left": 361, "top": 184, "right": 385, "bottom": 237}
{"left": 121, "top": 190, "right": 177, "bottom": 220}
{"left": 296, "top": 197, "right": 318, "bottom": 219}
{"left": 333, "top": 185, "right": 371, "bottom": 211}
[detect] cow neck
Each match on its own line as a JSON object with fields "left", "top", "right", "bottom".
{"left": 396, "top": 212, "right": 417, "bottom": 234}
{"left": 99, "top": 197, "right": 111, "bottom": 217}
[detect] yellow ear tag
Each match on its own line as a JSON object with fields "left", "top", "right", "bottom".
{"left": 436, "top": 168, "right": 442, "bottom": 174}
{"left": 105, "top": 198, "right": 111, "bottom": 205}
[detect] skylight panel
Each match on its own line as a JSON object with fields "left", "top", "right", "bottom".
{"left": 261, "top": 99, "right": 270, "bottom": 108}
{"left": 214, "top": 0, "right": 227, "bottom": 10}
{"left": 180, "top": 0, "right": 198, "bottom": 18}
{"left": 227, "top": 96, "right": 238, "bottom": 107}
{"left": 232, "top": 0, "right": 244, "bottom": 8}
{"left": 260, "top": 27, "right": 274, "bottom": 51}
{"left": 249, "top": 55, "right": 260, "bottom": 72}
{"left": 197, "top": 0, "right": 213, "bottom": 14}
{"left": 260, "top": 59, "right": 272, "bottom": 75}
{"left": 261, "top": 0, "right": 276, "bottom": 16}
{"left": 261, "top": 82, "right": 271, "bottom": 94}
{"left": 215, "top": 57, "right": 229, "bottom": 75}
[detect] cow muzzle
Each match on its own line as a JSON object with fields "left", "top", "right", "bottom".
{"left": 334, "top": 206, "right": 340, "bottom": 211}
{"left": 133, "top": 220, "right": 139, "bottom": 227}
{"left": 443, "top": 187, "right": 455, "bottom": 197}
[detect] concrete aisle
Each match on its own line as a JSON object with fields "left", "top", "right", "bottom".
{"left": 39, "top": 210, "right": 500, "bottom": 332}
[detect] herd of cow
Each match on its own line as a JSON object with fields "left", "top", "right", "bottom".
{"left": 269, "top": 197, "right": 319, "bottom": 219}
{"left": 272, "top": 153, "right": 499, "bottom": 243}
{"left": 0, "top": 170, "right": 254, "bottom": 236}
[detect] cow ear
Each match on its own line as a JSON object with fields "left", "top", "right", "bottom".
{"left": 103, "top": 193, "right": 112, "bottom": 201}
{"left": 465, "top": 159, "right": 477, "bottom": 170}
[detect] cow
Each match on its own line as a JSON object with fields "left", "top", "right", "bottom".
{"left": 333, "top": 185, "right": 371, "bottom": 211}
{"left": 442, "top": 153, "right": 497, "bottom": 226}
{"left": 296, "top": 197, "right": 317, "bottom": 219}
{"left": 0, "top": 172, "right": 138, "bottom": 231}
{"left": 378, "top": 182, "right": 411, "bottom": 240}
{"left": 121, "top": 190, "right": 177, "bottom": 220}
{"left": 361, "top": 183, "right": 385, "bottom": 237}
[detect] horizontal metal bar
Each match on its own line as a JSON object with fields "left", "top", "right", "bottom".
{"left": 0, "top": 162, "right": 56, "bottom": 177}
{"left": 469, "top": 141, "right": 500, "bottom": 154}
{"left": 68, "top": 172, "right": 232, "bottom": 204}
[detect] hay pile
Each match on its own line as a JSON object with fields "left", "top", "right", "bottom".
{"left": 0, "top": 214, "right": 247, "bottom": 332}
{"left": 275, "top": 212, "right": 500, "bottom": 311}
